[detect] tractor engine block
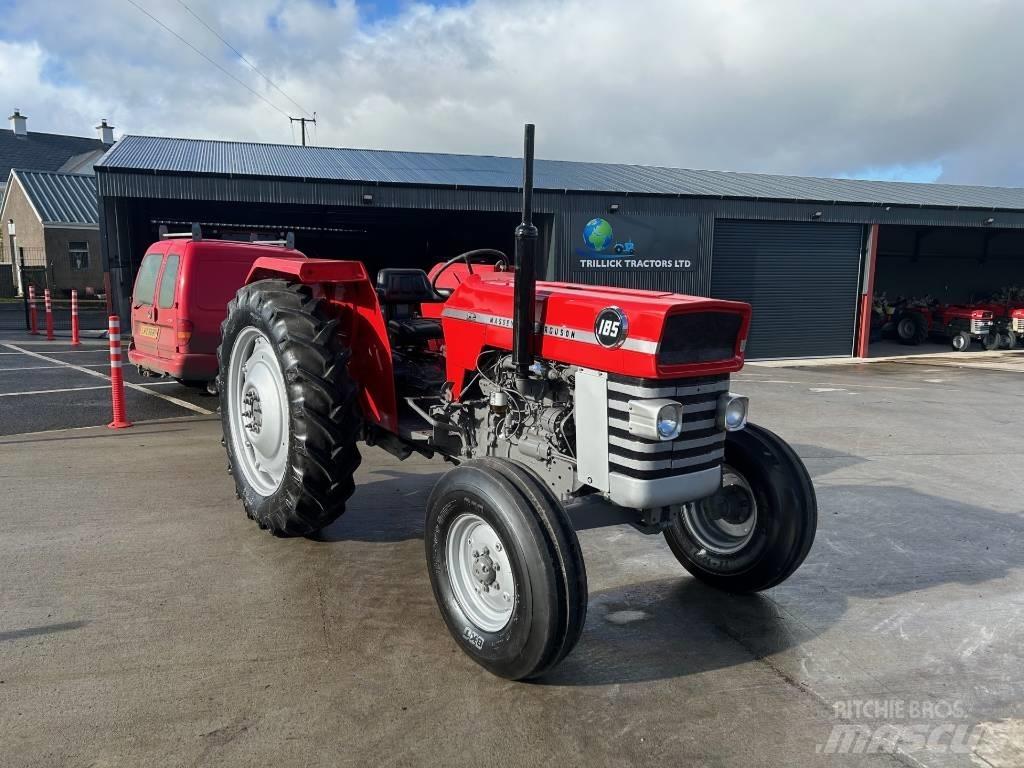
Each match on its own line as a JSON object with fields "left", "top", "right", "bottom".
{"left": 456, "top": 352, "right": 581, "bottom": 499}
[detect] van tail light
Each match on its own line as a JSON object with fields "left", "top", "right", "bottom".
{"left": 175, "top": 318, "right": 194, "bottom": 349}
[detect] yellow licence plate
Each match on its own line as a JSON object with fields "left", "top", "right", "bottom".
{"left": 138, "top": 323, "right": 159, "bottom": 339}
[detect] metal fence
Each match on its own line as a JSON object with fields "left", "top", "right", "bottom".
{"left": 0, "top": 242, "right": 111, "bottom": 332}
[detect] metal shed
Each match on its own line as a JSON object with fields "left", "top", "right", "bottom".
{"left": 95, "top": 135, "right": 1024, "bottom": 359}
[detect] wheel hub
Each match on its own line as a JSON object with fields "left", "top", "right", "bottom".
{"left": 242, "top": 389, "right": 263, "bottom": 434}
{"left": 446, "top": 514, "right": 515, "bottom": 632}
{"left": 681, "top": 465, "right": 758, "bottom": 555}
{"left": 472, "top": 550, "right": 497, "bottom": 587}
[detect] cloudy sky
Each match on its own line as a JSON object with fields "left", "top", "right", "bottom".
{"left": 2, "top": 0, "right": 1023, "bottom": 186}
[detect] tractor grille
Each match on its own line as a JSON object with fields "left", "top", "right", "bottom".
{"left": 972, "top": 319, "right": 993, "bottom": 335}
{"left": 1012, "top": 317, "right": 1024, "bottom": 334}
{"left": 606, "top": 373, "right": 728, "bottom": 480}
{"left": 658, "top": 313, "right": 743, "bottom": 366}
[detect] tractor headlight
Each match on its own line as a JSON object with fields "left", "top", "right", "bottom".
{"left": 718, "top": 394, "right": 749, "bottom": 432}
{"left": 656, "top": 404, "right": 683, "bottom": 440}
{"left": 627, "top": 398, "right": 683, "bottom": 441}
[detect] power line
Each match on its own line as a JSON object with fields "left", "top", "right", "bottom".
{"left": 125, "top": 0, "right": 290, "bottom": 119}
{"left": 174, "top": 0, "right": 313, "bottom": 118}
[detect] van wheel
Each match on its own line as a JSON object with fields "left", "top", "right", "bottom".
{"left": 218, "top": 279, "right": 361, "bottom": 536}
{"left": 176, "top": 378, "right": 213, "bottom": 392}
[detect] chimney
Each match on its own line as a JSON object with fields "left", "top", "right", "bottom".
{"left": 96, "top": 119, "right": 115, "bottom": 145}
{"left": 9, "top": 109, "right": 27, "bottom": 137}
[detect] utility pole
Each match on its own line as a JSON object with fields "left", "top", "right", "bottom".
{"left": 289, "top": 113, "right": 316, "bottom": 146}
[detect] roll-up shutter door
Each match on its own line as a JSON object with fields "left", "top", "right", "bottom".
{"left": 711, "top": 220, "right": 863, "bottom": 358}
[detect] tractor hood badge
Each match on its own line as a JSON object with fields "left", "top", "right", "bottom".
{"left": 594, "top": 307, "right": 628, "bottom": 349}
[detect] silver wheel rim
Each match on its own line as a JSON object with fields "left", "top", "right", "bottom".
{"left": 682, "top": 465, "right": 758, "bottom": 555}
{"left": 226, "top": 326, "right": 289, "bottom": 496}
{"left": 445, "top": 513, "right": 516, "bottom": 633}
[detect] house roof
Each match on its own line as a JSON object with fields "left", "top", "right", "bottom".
{"left": 96, "top": 134, "right": 1024, "bottom": 212}
{"left": 0, "top": 128, "right": 107, "bottom": 181}
{"left": 8, "top": 169, "right": 99, "bottom": 226}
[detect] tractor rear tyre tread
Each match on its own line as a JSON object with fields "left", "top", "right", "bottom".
{"left": 218, "top": 279, "right": 361, "bottom": 537}
{"left": 664, "top": 423, "right": 817, "bottom": 593}
{"left": 897, "top": 313, "right": 928, "bottom": 346}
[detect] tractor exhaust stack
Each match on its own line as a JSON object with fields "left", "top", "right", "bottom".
{"left": 512, "top": 123, "right": 539, "bottom": 388}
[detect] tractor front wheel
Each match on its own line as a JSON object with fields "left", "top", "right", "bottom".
{"left": 218, "top": 279, "right": 361, "bottom": 536}
{"left": 952, "top": 331, "right": 971, "bottom": 352}
{"left": 425, "top": 458, "right": 587, "bottom": 680}
{"left": 664, "top": 423, "right": 817, "bottom": 593}
{"left": 983, "top": 331, "right": 1000, "bottom": 351}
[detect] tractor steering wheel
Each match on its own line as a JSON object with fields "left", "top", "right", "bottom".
{"left": 431, "top": 249, "right": 508, "bottom": 297}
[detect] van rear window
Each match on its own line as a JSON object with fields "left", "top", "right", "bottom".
{"left": 158, "top": 254, "right": 180, "bottom": 308}
{"left": 193, "top": 258, "right": 256, "bottom": 311}
{"left": 134, "top": 253, "right": 163, "bottom": 306}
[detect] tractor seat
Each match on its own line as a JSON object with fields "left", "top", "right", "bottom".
{"left": 376, "top": 268, "right": 444, "bottom": 345}
{"left": 388, "top": 316, "right": 444, "bottom": 345}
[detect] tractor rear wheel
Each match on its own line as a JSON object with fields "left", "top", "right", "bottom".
{"left": 663, "top": 423, "right": 817, "bottom": 593}
{"left": 425, "top": 458, "right": 587, "bottom": 680}
{"left": 897, "top": 314, "right": 927, "bottom": 345}
{"left": 218, "top": 279, "right": 361, "bottom": 536}
{"left": 952, "top": 331, "right": 971, "bottom": 352}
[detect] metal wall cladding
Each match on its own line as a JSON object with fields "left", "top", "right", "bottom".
{"left": 711, "top": 220, "right": 865, "bottom": 359}
{"left": 97, "top": 135, "right": 1024, "bottom": 213}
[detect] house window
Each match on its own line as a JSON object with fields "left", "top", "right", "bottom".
{"left": 69, "top": 241, "right": 90, "bottom": 271}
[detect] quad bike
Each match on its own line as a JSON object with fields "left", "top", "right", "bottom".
{"left": 215, "top": 126, "right": 817, "bottom": 680}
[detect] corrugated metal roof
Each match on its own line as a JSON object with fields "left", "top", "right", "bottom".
{"left": 97, "top": 134, "right": 1024, "bottom": 212}
{"left": 13, "top": 169, "right": 99, "bottom": 226}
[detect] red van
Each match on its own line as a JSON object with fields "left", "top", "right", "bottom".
{"left": 128, "top": 237, "right": 285, "bottom": 387}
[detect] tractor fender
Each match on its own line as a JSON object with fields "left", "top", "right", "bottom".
{"left": 244, "top": 256, "right": 399, "bottom": 433}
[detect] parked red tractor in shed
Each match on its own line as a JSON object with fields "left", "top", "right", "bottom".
{"left": 215, "top": 126, "right": 817, "bottom": 679}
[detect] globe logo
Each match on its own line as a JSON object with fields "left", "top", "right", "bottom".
{"left": 582, "top": 217, "right": 614, "bottom": 252}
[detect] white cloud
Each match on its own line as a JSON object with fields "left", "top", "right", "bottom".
{"left": 2, "top": 0, "right": 1023, "bottom": 184}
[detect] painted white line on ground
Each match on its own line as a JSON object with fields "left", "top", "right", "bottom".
{"left": 0, "top": 385, "right": 109, "bottom": 397}
{"left": 0, "top": 343, "right": 214, "bottom": 415}
{"left": 0, "top": 380, "right": 181, "bottom": 397}
{"left": 0, "top": 348, "right": 109, "bottom": 354}
{"left": 0, "top": 363, "right": 110, "bottom": 372}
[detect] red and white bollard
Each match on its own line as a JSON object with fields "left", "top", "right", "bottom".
{"left": 28, "top": 285, "right": 38, "bottom": 335}
{"left": 107, "top": 315, "right": 132, "bottom": 429}
{"left": 70, "top": 289, "right": 81, "bottom": 347}
{"left": 44, "top": 288, "right": 55, "bottom": 341}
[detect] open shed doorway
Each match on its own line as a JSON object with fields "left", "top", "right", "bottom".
{"left": 869, "top": 224, "right": 1024, "bottom": 356}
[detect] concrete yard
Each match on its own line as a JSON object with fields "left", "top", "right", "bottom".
{"left": 2, "top": 359, "right": 1023, "bottom": 767}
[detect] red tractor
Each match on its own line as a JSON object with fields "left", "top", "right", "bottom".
{"left": 891, "top": 299, "right": 996, "bottom": 351}
{"left": 971, "top": 300, "right": 1024, "bottom": 349}
{"left": 216, "top": 126, "right": 817, "bottom": 679}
